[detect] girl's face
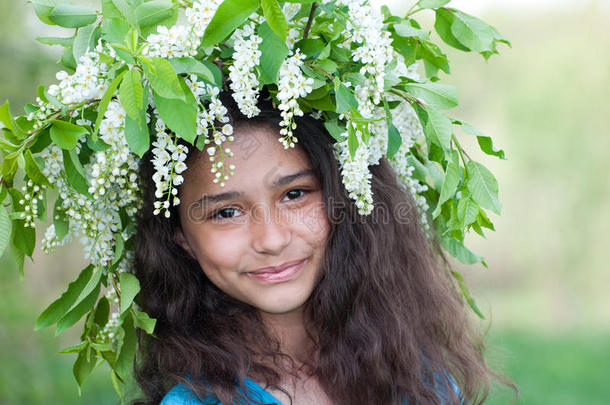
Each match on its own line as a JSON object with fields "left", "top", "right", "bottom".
{"left": 175, "top": 125, "right": 330, "bottom": 317}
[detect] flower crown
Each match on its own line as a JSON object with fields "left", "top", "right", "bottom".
{"left": 0, "top": 0, "right": 508, "bottom": 395}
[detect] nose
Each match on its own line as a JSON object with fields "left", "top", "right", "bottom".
{"left": 250, "top": 203, "right": 292, "bottom": 255}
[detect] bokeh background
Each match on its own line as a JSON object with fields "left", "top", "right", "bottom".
{"left": 1, "top": 0, "right": 609, "bottom": 404}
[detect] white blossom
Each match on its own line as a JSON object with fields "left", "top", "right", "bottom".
{"left": 47, "top": 51, "right": 109, "bottom": 105}
{"left": 144, "top": 0, "right": 222, "bottom": 58}
{"left": 151, "top": 121, "right": 189, "bottom": 217}
{"left": 228, "top": 23, "right": 262, "bottom": 118}
{"left": 276, "top": 50, "right": 314, "bottom": 149}
{"left": 333, "top": 123, "right": 374, "bottom": 215}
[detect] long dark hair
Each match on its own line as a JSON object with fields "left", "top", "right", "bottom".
{"left": 132, "top": 92, "right": 516, "bottom": 404}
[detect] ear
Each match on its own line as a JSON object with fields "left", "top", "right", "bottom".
{"left": 174, "top": 228, "right": 196, "bottom": 259}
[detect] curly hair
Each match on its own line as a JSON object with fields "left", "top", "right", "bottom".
{"left": 131, "top": 92, "right": 516, "bottom": 405}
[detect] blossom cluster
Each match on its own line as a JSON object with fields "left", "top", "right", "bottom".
{"left": 144, "top": 0, "right": 222, "bottom": 58}
{"left": 47, "top": 50, "right": 109, "bottom": 105}
{"left": 18, "top": 180, "right": 45, "bottom": 228}
{"left": 338, "top": 0, "right": 394, "bottom": 118}
{"left": 276, "top": 50, "right": 314, "bottom": 149}
{"left": 196, "top": 84, "right": 235, "bottom": 187}
{"left": 228, "top": 23, "right": 262, "bottom": 118}
{"left": 151, "top": 122, "right": 188, "bottom": 218}
{"left": 39, "top": 105, "right": 140, "bottom": 267}
{"left": 333, "top": 122, "right": 374, "bottom": 215}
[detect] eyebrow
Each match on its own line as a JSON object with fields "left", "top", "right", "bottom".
{"left": 194, "top": 169, "right": 316, "bottom": 206}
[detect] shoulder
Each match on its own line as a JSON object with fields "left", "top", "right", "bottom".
{"left": 437, "top": 373, "right": 469, "bottom": 405}
{"left": 160, "top": 377, "right": 282, "bottom": 405}
{"left": 160, "top": 383, "right": 215, "bottom": 405}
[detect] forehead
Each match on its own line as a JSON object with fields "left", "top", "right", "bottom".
{"left": 179, "top": 124, "right": 314, "bottom": 201}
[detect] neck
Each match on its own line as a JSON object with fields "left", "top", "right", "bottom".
{"left": 258, "top": 306, "right": 316, "bottom": 368}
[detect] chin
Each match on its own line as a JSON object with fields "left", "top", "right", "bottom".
{"left": 254, "top": 295, "right": 310, "bottom": 316}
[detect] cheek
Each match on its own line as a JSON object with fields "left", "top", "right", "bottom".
{"left": 191, "top": 230, "right": 246, "bottom": 277}
{"left": 294, "top": 200, "right": 330, "bottom": 248}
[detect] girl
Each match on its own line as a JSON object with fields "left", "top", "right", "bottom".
{"left": 133, "top": 92, "right": 511, "bottom": 405}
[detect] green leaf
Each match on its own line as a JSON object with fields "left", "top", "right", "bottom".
{"left": 324, "top": 120, "right": 346, "bottom": 142}
{"left": 73, "top": 346, "right": 98, "bottom": 388}
{"left": 35, "top": 265, "right": 94, "bottom": 330}
{"left": 394, "top": 23, "right": 430, "bottom": 41}
{"left": 457, "top": 196, "right": 479, "bottom": 227}
{"left": 86, "top": 134, "right": 111, "bottom": 152}
{"left": 2, "top": 157, "right": 18, "bottom": 188}
{"left": 53, "top": 198, "right": 70, "bottom": 241}
{"left": 459, "top": 121, "right": 506, "bottom": 159}
{"left": 124, "top": 84, "right": 150, "bottom": 157}
{"left": 169, "top": 58, "right": 215, "bottom": 83}
{"left": 201, "top": 0, "right": 260, "bottom": 47}
{"left": 58, "top": 340, "right": 88, "bottom": 354}
{"left": 419, "top": 40, "right": 450, "bottom": 76}
{"left": 107, "top": 0, "right": 137, "bottom": 27}
{"left": 56, "top": 270, "right": 102, "bottom": 335}
{"left": 424, "top": 108, "right": 452, "bottom": 150}
{"left": 73, "top": 24, "right": 98, "bottom": 62}
{"left": 201, "top": 61, "right": 223, "bottom": 88}
{"left": 261, "top": 0, "right": 288, "bottom": 41}
{"left": 451, "top": 270, "right": 485, "bottom": 319}
{"left": 11, "top": 242, "right": 26, "bottom": 279}
{"left": 24, "top": 150, "right": 52, "bottom": 187}
{"left": 32, "top": 0, "right": 59, "bottom": 25}
{"left": 119, "top": 69, "right": 144, "bottom": 120}
{"left": 257, "top": 22, "right": 290, "bottom": 84}
{"left": 94, "top": 296, "right": 110, "bottom": 328}
{"left": 433, "top": 150, "right": 459, "bottom": 218}
{"left": 119, "top": 272, "right": 140, "bottom": 315}
{"left": 154, "top": 78, "right": 197, "bottom": 143}
{"left": 466, "top": 161, "right": 501, "bottom": 215}
{"left": 62, "top": 149, "right": 92, "bottom": 197}
{"left": 132, "top": 309, "right": 156, "bottom": 334}
{"left": 347, "top": 123, "right": 358, "bottom": 161}
{"left": 49, "top": 4, "right": 97, "bottom": 28}
{"left": 441, "top": 236, "right": 483, "bottom": 265}
{"left": 417, "top": 0, "right": 450, "bottom": 8}
{"left": 450, "top": 9, "right": 495, "bottom": 54}
{"left": 61, "top": 46, "right": 77, "bottom": 70}
{"left": 135, "top": 0, "right": 175, "bottom": 28}
{"left": 0, "top": 206, "right": 11, "bottom": 257}
{"left": 334, "top": 78, "right": 358, "bottom": 114}
{"left": 0, "top": 101, "right": 22, "bottom": 137}
{"left": 50, "top": 120, "right": 88, "bottom": 150}
{"left": 434, "top": 8, "right": 470, "bottom": 52}
{"left": 296, "top": 38, "right": 325, "bottom": 59}
{"left": 36, "top": 36, "right": 74, "bottom": 47}
{"left": 141, "top": 57, "right": 184, "bottom": 100}
{"left": 101, "top": 17, "right": 130, "bottom": 45}
{"left": 387, "top": 123, "right": 402, "bottom": 160}
{"left": 94, "top": 70, "right": 128, "bottom": 140}
{"left": 114, "top": 312, "right": 137, "bottom": 380}
{"left": 405, "top": 83, "right": 458, "bottom": 109}
{"left": 112, "top": 232, "right": 124, "bottom": 265}
{"left": 9, "top": 192, "right": 36, "bottom": 257}
{"left": 382, "top": 99, "right": 402, "bottom": 160}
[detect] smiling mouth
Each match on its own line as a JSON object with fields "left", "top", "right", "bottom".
{"left": 249, "top": 259, "right": 307, "bottom": 275}
{"left": 247, "top": 259, "right": 307, "bottom": 283}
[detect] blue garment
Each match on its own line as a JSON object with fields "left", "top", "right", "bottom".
{"left": 160, "top": 375, "right": 467, "bottom": 405}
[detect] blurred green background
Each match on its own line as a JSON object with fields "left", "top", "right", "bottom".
{"left": 1, "top": 0, "right": 609, "bottom": 404}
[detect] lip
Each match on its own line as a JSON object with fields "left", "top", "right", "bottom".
{"left": 247, "top": 259, "right": 307, "bottom": 283}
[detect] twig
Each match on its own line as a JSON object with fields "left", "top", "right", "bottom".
{"left": 303, "top": 2, "right": 318, "bottom": 40}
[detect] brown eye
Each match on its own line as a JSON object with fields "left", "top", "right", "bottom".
{"left": 210, "top": 207, "right": 241, "bottom": 220}
{"left": 283, "top": 189, "right": 308, "bottom": 201}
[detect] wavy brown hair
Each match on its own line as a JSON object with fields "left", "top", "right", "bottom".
{"left": 131, "top": 92, "right": 516, "bottom": 405}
